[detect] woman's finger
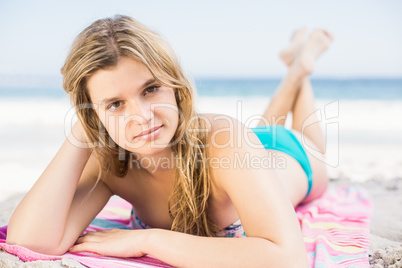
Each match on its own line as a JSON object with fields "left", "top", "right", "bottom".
{"left": 69, "top": 242, "right": 103, "bottom": 255}
{"left": 76, "top": 233, "right": 104, "bottom": 243}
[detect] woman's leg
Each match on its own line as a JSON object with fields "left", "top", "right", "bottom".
{"left": 256, "top": 28, "right": 308, "bottom": 126}
{"left": 285, "top": 29, "right": 334, "bottom": 153}
{"left": 291, "top": 78, "right": 325, "bottom": 153}
{"left": 256, "top": 66, "right": 305, "bottom": 126}
{"left": 257, "top": 28, "right": 334, "bottom": 132}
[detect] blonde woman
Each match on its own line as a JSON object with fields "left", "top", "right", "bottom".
{"left": 7, "top": 15, "right": 333, "bottom": 267}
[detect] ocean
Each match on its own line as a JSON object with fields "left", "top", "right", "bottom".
{"left": 0, "top": 78, "right": 401, "bottom": 100}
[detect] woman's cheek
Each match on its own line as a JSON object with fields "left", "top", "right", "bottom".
{"left": 100, "top": 117, "right": 119, "bottom": 145}
{"left": 109, "top": 126, "right": 123, "bottom": 147}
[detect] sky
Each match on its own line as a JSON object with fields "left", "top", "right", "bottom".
{"left": 0, "top": 0, "right": 401, "bottom": 81}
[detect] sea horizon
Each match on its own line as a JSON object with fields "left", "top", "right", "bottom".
{"left": 0, "top": 77, "right": 401, "bottom": 100}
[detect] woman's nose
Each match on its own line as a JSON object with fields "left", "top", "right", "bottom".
{"left": 127, "top": 100, "right": 154, "bottom": 125}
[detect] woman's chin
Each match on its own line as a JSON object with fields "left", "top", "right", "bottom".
{"left": 124, "top": 143, "right": 173, "bottom": 156}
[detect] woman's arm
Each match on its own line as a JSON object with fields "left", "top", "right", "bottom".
{"left": 145, "top": 229, "right": 298, "bottom": 268}
{"left": 69, "top": 223, "right": 299, "bottom": 267}
{"left": 6, "top": 122, "right": 113, "bottom": 255}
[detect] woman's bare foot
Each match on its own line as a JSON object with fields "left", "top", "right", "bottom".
{"left": 279, "top": 27, "right": 307, "bottom": 67}
{"left": 291, "top": 29, "right": 334, "bottom": 76}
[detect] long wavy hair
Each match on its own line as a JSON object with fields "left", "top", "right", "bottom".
{"left": 61, "top": 15, "right": 221, "bottom": 236}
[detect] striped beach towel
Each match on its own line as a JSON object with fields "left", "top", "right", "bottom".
{"left": 0, "top": 185, "right": 372, "bottom": 267}
{"left": 295, "top": 185, "right": 372, "bottom": 267}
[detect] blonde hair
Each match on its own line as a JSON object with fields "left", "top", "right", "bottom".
{"left": 61, "top": 15, "right": 221, "bottom": 236}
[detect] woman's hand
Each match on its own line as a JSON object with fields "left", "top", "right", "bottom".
{"left": 68, "top": 229, "right": 150, "bottom": 258}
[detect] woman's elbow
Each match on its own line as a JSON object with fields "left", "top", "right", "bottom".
{"left": 282, "top": 247, "right": 309, "bottom": 268}
{"left": 6, "top": 235, "right": 69, "bottom": 256}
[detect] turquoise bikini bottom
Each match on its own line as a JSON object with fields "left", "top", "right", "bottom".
{"left": 250, "top": 125, "right": 313, "bottom": 200}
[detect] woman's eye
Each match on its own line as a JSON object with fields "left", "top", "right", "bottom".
{"left": 107, "top": 101, "right": 121, "bottom": 111}
{"left": 144, "top": 86, "right": 160, "bottom": 96}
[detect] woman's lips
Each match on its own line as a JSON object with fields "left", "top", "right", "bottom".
{"left": 134, "top": 125, "right": 163, "bottom": 141}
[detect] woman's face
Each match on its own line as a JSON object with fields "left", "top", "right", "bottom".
{"left": 87, "top": 57, "right": 179, "bottom": 156}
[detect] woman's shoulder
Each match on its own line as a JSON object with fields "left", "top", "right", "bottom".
{"left": 198, "top": 112, "right": 256, "bottom": 150}
{"left": 199, "top": 112, "right": 245, "bottom": 133}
